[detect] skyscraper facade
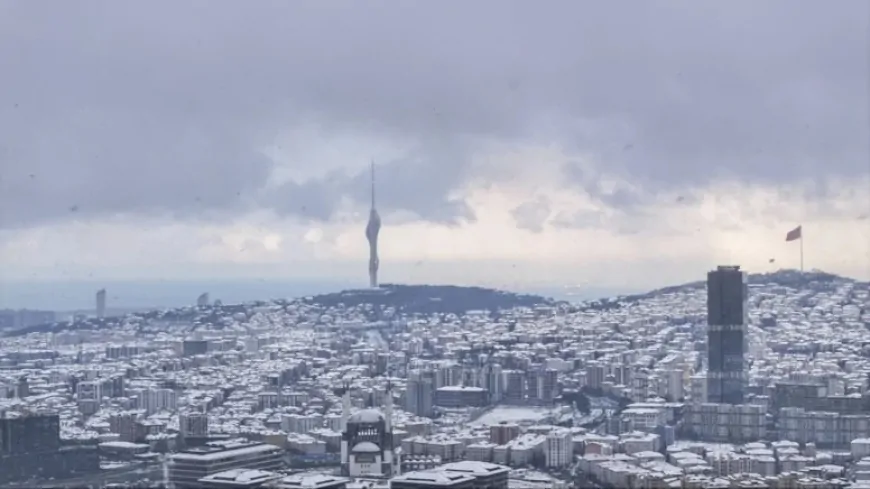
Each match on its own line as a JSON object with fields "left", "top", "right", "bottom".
{"left": 706, "top": 265, "right": 749, "bottom": 404}
{"left": 365, "top": 162, "right": 381, "bottom": 288}
{"left": 405, "top": 369, "right": 435, "bottom": 418}
{"left": 95, "top": 289, "right": 106, "bottom": 319}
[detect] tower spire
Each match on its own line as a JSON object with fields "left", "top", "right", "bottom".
{"left": 365, "top": 159, "right": 381, "bottom": 288}
{"left": 370, "top": 160, "right": 376, "bottom": 210}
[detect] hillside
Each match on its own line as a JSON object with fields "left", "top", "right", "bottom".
{"left": 305, "top": 283, "right": 553, "bottom": 316}
{"left": 4, "top": 269, "right": 864, "bottom": 336}
{"left": 3, "top": 284, "right": 554, "bottom": 337}
{"left": 574, "top": 268, "right": 865, "bottom": 312}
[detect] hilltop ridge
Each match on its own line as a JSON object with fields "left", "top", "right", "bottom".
{"left": 575, "top": 268, "right": 866, "bottom": 312}
{"left": 305, "top": 283, "right": 553, "bottom": 316}
{"left": 627, "top": 268, "right": 854, "bottom": 301}
{"left": 3, "top": 269, "right": 864, "bottom": 337}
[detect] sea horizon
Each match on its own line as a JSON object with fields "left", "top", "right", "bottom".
{"left": 0, "top": 278, "right": 639, "bottom": 312}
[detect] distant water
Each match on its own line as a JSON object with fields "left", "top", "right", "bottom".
{"left": 0, "top": 280, "right": 354, "bottom": 311}
{"left": 0, "top": 279, "right": 635, "bottom": 311}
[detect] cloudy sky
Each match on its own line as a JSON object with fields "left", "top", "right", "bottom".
{"left": 1, "top": 1, "right": 869, "bottom": 295}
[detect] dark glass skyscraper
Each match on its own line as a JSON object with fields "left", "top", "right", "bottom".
{"left": 706, "top": 265, "right": 749, "bottom": 404}
{"left": 95, "top": 288, "right": 106, "bottom": 318}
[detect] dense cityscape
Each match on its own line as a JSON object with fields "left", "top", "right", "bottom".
{"left": 2, "top": 112, "right": 867, "bottom": 489}
{"left": 2, "top": 3, "right": 867, "bottom": 489}
{"left": 1, "top": 267, "right": 869, "bottom": 489}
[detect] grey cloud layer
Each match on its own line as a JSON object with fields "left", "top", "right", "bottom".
{"left": 511, "top": 197, "right": 552, "bottom": 233}
{"left": 261, "top": 140, "right": 476, "bottom": 224}
{"left": 0, "top": 1, "right": 867, "bottom": 229}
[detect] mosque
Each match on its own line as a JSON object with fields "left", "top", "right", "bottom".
{"left": 339, "top": 382, "right": 399, "bottom": 478}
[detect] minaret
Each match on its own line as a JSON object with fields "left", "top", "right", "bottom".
{"left": 383, "top": 380, "right": 395, "bottom": 475}
{"left": 340, "top": 381, "right": 351, "bottom": 473}
{"left": 365, "top": 161, "right": 381, "bottom": 288}
{"left": 385, "top": 380, "right": 393, "bottom": 432}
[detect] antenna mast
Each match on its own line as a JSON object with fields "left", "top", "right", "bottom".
{"left": 370, "top": 160, "right": 376, "bottom": 210}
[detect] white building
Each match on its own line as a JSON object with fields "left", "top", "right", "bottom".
{"left": 622, "top": 407, "right": 666, "bottom": 430}
{"left": 137, "top": 388, "right": 177, "bottom": 414}
{"left": 853, "top": 439, "right": 870, "bottom": 460}
{"left": 545, "top": 429, "right": 573, "bottom": 468}
{"left": 282, "top": 413, "right": 323, "bottom": 434}
{"left": 77, "top": 380, "right": 103, "bottom": 415}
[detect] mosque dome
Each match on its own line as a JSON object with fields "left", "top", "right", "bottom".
{"left": 351, "top": 441, "right": 381, "bottom": 453}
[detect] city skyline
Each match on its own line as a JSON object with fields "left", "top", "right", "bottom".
{"left": 2, "top": 3, "right": 870, "bottom": 486}
{"left": 0, "top": 2, "right": 868, "bottom": 290}
{"left": 2, "top": 261, "right": 867, "bottom": 487}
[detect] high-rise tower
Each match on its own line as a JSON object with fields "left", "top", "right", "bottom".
{"left": 706, "top": 265, "right": 749, "bottom": 404}
{"left": 365, "top": 161, "right": 381, "bottom": 288}
{"left": 95, "top": 289, "right": 107, "bottom": 319}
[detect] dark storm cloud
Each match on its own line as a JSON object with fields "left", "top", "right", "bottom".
{"left": 0, "top": 109, "right": 272, "bottom": 228}
{"left": 0, "top": 1, "right": 867, "bottom": 229}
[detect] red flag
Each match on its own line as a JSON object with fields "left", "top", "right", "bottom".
{"left": 785, "top": 225, "right": 802, "bottom": 242}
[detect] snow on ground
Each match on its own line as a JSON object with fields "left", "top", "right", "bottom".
{"left": 470, "top": 406, "right": 556, "bottom": 426}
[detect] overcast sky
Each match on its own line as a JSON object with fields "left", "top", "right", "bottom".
{"left": 1, "top": 1, "right": 868, "bottom": 294}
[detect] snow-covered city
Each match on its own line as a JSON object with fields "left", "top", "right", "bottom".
{"left": 2, "top": 4, "right": 868, "bottom": 488}
{"left": 1, "top": 268, "right": 869, "bottom": 489}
